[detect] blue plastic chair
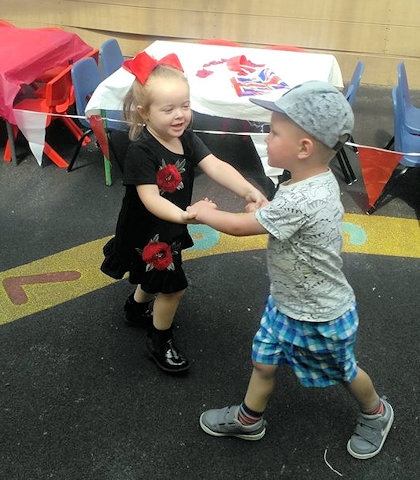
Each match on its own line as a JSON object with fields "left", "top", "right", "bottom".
{"left": 100, "top": 38, "right": 124, "bottom": 78}
{"left": 392, "top": 84, "right": 420, "bottom": 168}
{"left": 367, "top": 83, "right": 420, "bottom": 213}
{"left": 344, "top": 60, "right": 365, "bottom": 107}
{"left": 396, "top": 62, "right": 420, "bottom": 136}
{"left": 68, "top": 56, "right": 126, "bottom": 182}
{"left": 67, "top": 57, "right": 103, "bottom": 172}
{"left": 334, "top": 60, "right": 365, "bottom": 185}
{"left": 385, "top": 62, "right": 420, "bottom": 150}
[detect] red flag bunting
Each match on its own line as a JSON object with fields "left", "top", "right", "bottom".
{"left": 357, "top": 146, "right": 403, "bottom": 208}
{"left": 88, "top": 114, "right": 110, "bottom": 159}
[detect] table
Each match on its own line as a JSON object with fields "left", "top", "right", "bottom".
{"left": 0, "top": 24, "right": 92, "bottom": 164}
{"left": 86, "top": 40, "right": 343, "bottom": 177}
{"left": 0, "top": 24, "right": 92, "bottom": 123}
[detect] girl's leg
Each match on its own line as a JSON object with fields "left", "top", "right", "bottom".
{"left": 124, "top": 285, "right": 155, "bottom": 327}
{"left": 133, "top": 284, "right": 155, "bottom": 304}
{"left": 146, "top": 289, "right": 190, "bottom": 373}
{"left": 152, "top": 289, "right": 185, "bottom": 330}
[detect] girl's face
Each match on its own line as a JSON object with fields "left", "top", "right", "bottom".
{"left": 141, "top": 77, "right": 192, "bottom": 142}
{"left": 265, "top": 112, "right": 307, "bottom": 170}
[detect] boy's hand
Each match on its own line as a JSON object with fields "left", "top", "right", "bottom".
{"left": 186, "top": 198, "right": 218, "bottom": 222}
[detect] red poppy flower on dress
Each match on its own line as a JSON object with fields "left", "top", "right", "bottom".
{"left": 142, "top": 235, "right": 175, "bottom": 271}
{"left": 156, "top": 164, "right": 182, "bottom": 193}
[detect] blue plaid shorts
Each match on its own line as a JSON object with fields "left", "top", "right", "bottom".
{"left": 252, "top": 295, "right": 359, "bottom": 387}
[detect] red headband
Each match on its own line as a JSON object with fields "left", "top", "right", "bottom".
{"left": 122, "top": 51, "right": 184, "bottom": 84}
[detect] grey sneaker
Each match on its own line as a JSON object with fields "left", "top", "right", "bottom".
{"left": 347, "top": 398, "right": 394, "bottom": 459}
{"left": 199, "top": 405, "right": 266, "bottom": 441}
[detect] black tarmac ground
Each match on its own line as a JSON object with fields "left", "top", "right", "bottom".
{"left": 0, "top": 86, "right": 419, "bottom": 480}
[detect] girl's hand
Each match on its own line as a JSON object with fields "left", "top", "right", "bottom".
{"left": 244, "top": 190, "right": 269, "bottom": 212}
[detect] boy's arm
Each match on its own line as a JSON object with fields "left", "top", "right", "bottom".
{"left": 187, "top": 200, "right": 267, "bottom": 236}
{"left": 198, "top": 154, "right": 268, "bottom": 210}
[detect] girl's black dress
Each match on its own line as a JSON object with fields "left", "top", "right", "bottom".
{"left": 101, "top": 128, "right": 210, "bottom": 294}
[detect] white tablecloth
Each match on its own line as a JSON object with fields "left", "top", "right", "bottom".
{"left": 86, "top": 41, "right": 343, "bottom": 177}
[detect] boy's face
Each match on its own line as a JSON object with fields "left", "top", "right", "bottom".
{"left": 265, "top": 112, "right": 308, "bottom": 170}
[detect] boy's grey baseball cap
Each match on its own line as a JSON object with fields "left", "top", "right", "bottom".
{"left": 250, "top": 80, "right": 354, "bottom": 151}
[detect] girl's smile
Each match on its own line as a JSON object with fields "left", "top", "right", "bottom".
{"left": 144, "top": 77, "right": 192, "bottom": 143}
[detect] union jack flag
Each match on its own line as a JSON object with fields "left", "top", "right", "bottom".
{"left": 231, "top": 67, "right": 288, "bottom": 97}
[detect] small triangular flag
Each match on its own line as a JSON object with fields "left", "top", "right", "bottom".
{"left": 357, "top": 146, "right": 403, "bottom": 208}
{"left": 13, "top": 109, "right": 48, "bottom": 166}
{"left": 88, "top": 114, "right": 112, "bottom": 186}
{"left": 88, "top": 114, "right": 110, "bottom": 159}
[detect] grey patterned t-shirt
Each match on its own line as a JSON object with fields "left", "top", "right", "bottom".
{"left": 255, "top": 170, "right": 355, "bottom": 322}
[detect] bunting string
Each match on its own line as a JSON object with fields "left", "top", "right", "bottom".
{"left": 11, "top": 108, "right": 420, "bottom": 157}
{"left": 10, "top": 108, "right": 417, "bottom": 209}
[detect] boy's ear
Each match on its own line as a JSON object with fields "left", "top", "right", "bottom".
{"left": 297, "top": 137, "right": 314, "bottom": 158}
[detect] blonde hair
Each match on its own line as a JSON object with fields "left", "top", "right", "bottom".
{"left": 123, "top": 65, "right": 189, "bottom": 141}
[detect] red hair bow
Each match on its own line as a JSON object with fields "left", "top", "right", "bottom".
{"left": 122, "top": 51, "right": 184, "bottom": 84}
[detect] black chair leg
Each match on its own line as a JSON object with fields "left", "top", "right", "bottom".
{"left": 340, "top": 147, "right": 357, "bottom": 183}
{"left": 384, "top": 136, "right": 395, "bottom": 150}
{"left": 336, "top": 150, "right": 351, "bottom": 184}
{"left": 67, "top": 129, "right": 92, "bottom": 172}
{"left": 348, "top": 135, "right": 358, "bottom": 153}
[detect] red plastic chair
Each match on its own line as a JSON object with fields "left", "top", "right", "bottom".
{"left": 4, "top": 64, "right": 89, "bottom": 167}
{"left": 34, "top": 48, "right": 99, "bottom": 85}
{"left": 4, "top": 48, "right": 99, "bottom": 167}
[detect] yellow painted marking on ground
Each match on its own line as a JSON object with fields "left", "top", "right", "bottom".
{"left": 343, "top": 213, "right": 419, "bottom": 257}
{"left": 1, "top": 238, "right": 114, "bottom": 325}
{"left": 0, "top": 214, "right": 419, "bottom": 325}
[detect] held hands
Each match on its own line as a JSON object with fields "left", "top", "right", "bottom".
{"left": 186, "top": 198, "right": 218, "bottom": 223}
{"left": 185, "top": 189, "right": 267, "bottom": 223}
{"left": 244, "top": 189, "right": 269, "bottom": 212}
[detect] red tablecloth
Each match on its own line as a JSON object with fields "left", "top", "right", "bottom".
{"left": 0, "top": 25, "right": 92, "bottom": 123}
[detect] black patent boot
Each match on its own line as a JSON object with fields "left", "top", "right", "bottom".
{"left": 146, "top": 327, "right": 190, "bottom": 373}
{"left": 124, "top": 293, "right": 153, "bottom": 328}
